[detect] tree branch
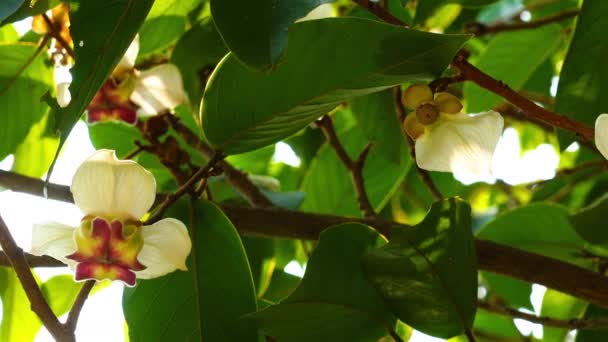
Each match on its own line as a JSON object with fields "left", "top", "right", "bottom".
{"left": 451, "top": 52, "right": 596, "bottom": 145}
{"left": 316, "top": 115, "right": 377, "bottom": 218}
{"left": 3, "top": 172, "right": 608, "bottom": 308}
{"left": 351, "top": 0, "right": 408, "bottom": 27}
{"left": 478, "top": 300, "right": 608, "bottom": 330}
{"left": 0, "top": 213, "right": 74, "bottom": 341}
{"left": 465, "top": 9, "right": 580, "bottom": 36}
{"left": 392, "top": 87, "right": 443, "bottom": 200}
{"left": 65, "top": 280, "right": 96, "bottom": 330}
{"left": 164, "top": 114, "right": 275, "bottom": 208}
{"left": 146, "top": 151, "right": 224, "bottom": 224}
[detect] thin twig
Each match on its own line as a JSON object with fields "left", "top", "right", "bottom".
{"left": 316, "top": 115, "right": 377, "bottom": 218}
{"left": 464, "top": 329, "right": 477, "bottom": 342}
{"left": 0, "top": 214, "right": 73, "bottom": 341}
{"left": 0, "top": 252, "right": 65, "bottom": 267}
{"left": 392, "top": 87, "right": 443, "bottom": 201}
{"left": 451, "top": 52, "right": 595, "bottom": 145}
{"left": 65, "top": 280, "right": 96, "bottom": 330}
{"left": 0, "top": 36, "right": 50, "bottom": 98}
{"left": 351, "top": 0, "right": 408, "bottom": 26}
{"left": 164, "top": 114, "right": 275, "bottom": 208}
{"left": 429, "top": 74, "right": 466, "bottom": 93}
{"left": 465, "top": 9, "right": 580, "bottom": 36}
{"left": 122, "top": 145, "right": 145, "bottom": 159}
{"left": 478, "top": 300, "right": 608, "bottom": 330}
{"left": 146, "top": 152, "right": 224, "bottom": 224}
{"left": 526, "top": 160, "right": 608, "bottom": 189}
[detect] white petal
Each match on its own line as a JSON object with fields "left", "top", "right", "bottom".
{"left": 71, "top": 150, "right": 156, "bottom": 220}
{"left": 595, "top": 114, "right": 608, "bottom": 160}
{"left": 30, "top": 222, "right": 76, "bottom": 266}
{"left": 56, "top": 82, "right": 71, "bottom": 108}
{"left": 296, "top": 4, "right": 335, "bottom": 22}
{"left": 415, "top": 111, "right": 504, "bottom": 177}
{"left": 135, "top": 218, "right": 192, "bottom": 279}
{"left": 113, "top": 34, "right": 139, "bottom": 77}
{"left": 130, "top": 64, "right": 186, "bottom": 115}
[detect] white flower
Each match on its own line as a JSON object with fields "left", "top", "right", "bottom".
{"left": 415, "top": 111, "right": 504, "bottom": 177}
{"left": 114, "top": 35, "right": 186, "bottom": 116}
{"left": 31, "top": 150, "right": 192, "bottom": 286}
{"left": 402, "top": 84, "right": 504, "bottom": 178}
{"left": 595, "top": 113, "right": 608, "bottom": 160}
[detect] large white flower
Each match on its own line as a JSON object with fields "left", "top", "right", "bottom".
{"left": 595, "top": 113, "right": 608, "bottom": 160}
{"left": 31, "top": 150, "right": 192, "bottom": 286}
{"left": 402, "top": 84, "right": 504, "bottom": 178}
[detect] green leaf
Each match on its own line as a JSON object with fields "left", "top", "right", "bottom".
{"left": 210, "top": 0, "right": 333, "bottom": 70}
{"left": 555, "top": 0, "right": 608, "bottom": 147}
{"left": 0, "top": 0, "right": 60, "bottom": 25}
{"left": 576, "top": 305, "right": 608, "bottom": 342}
{"left": 362, "top": 198, "right": 477, "bottom": 338}
{"left": 482, "top": 272, "right": 532, "bottom": 310}
{"left": 247, "top": 223, "right": 395, "bottom": 341}
{"left": 49, "top": 0, "right": 154, "bottom": 176}
{"left": 414, "top": 0, "right": 499, "bottom": 26}
{"left": 477, "top": 203, "right": 589, "bottom": 266}
{"left": 12, "top": 114, "right": 59, "bottom": 178}
{"left": 541, "top": 289, "right": 586, "bottom": 342}
{"left": 464, "top": 24, "right": 562, "bottom": 113}
{"left": 242, "top": 236, "right": 276, "bottom": 297}
{"left": 201, "top": 18, "right": 468, "bottom": 154}
{"left": 123, "top": 200, "right": 258, "bottom": 341}
{"left": 0, "top": 24, "right": 18, "bottom": 42}
{"left": 263, "top": 270, "right": 301, "bottom": 303}
{"left": 0, "top": 43, "right": 54, "bottom": 161}
{"left": 300, "top": 123, "right": 411, "bottom": 217}
{"left": 138, "top": 0, "right": 202, "bottom": 56}
{"left": 570, "top": 195, "right": 608, "bottom": 249}
{"left": 171, "top": 17, "right": 228, "bottom": 104}
{"left": 0, "top": 0, "right": 24, "bottom": 21}
{"left": 350, "top": 89, "right": 406, "bottom": 165}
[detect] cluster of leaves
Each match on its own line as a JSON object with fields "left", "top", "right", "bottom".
{"left": 1, "top": 0, "right": 608, "bottom": 341}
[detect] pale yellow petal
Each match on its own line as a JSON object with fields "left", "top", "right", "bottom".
{"left": 130, "top": 64, "right": 186, "bottom": 116}
{"left": 595, "top": 114, "right": 608, "bottom": 160}
{"left": 434, "top": 92, "right": 462, "bottom": 114}
{"left": 56, "top": 82, "right": 71, "bottom": 108}
{"left": 403, "top": 84, "right": 433, "bottom": 109}
{"left": 71, "top": 150, "right": 156, "bottom": 220}
{"left": 135, "top": 218, "right": 192, "bottom": 279}
{"left": 30, "top": 222, "right": 76, "bottom": 266}
{"left": 415, "top": 111, "right": 504, "bottom": 177}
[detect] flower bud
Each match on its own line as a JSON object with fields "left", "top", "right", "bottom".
{"left": 416, "top": 102, "right": 440, "bottom": 125}
{"left": 403, "top": 113, "right": 426, "bottom": 140}
{"left": 403, "top": 84, "right": 433, "bottom": 109}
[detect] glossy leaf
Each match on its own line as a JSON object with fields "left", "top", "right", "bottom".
{"left": 570, "top": 192, "right": 608, "bottom": 247}
{"left": 12, "top": 115, "right": 59, "bottom": 178}
{"left": 201, "top": 18, "right": 468, "bottom": 154}
{"left": 247, "top": 223, "right": 395, "bottom": 341}
{"left": 49, "top": 0, "right": 154, "bottom": 176}
{"left": 414, "top": 0, "right": 499, "bottom": 25}
{"left": 0, "top": 43, "right": 53, "bottom": 161}
{"left": 350, "top": 89, "right": 406, "bottom": 165}
{"left": 242, "top": 236, "right": 276, "bottom": 297}
{"left": 0, "top": 0, "right": 24, "bottom": 21}
{"left": 171, "top": 17, "right": 228, "bottom": 104}
{"left": 138, "top": 0, "right": 201, "bottom": 56}
{"left": 576, "top": 305, "right": 608, "bottom": 341}
{"left": 541, "top": 289, "right": 586, "bottom": 342}
{"left": 0, "top": 0, "right": 60, "bottom": 25}
{"left": 362, "top": 198, "right": 477, "bottom": 338}
{"left": 300, "top": 123, "right": 411, "bottom": 217}
{"left": 555, "top": 0, "right": 608, "bottom": 147}
{"left": 210, "top": 0, "right": 333, "bottom": 70}
{"left": 464, "top": 24, "right": 562, "bottom": 113}
{"left": 123, "top": 200, "right": 258, "bottom": 341}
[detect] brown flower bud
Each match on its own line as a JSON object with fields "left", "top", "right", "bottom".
{"left": 416, "top": 102, "right": 440, "bottom": 125}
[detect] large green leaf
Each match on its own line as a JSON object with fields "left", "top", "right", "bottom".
{"left": 555, "top": 0, "right": 608, "bottom": 147}
{"left": 247, "top": 223, "right": 396, "bottom": 341}
{"left": 0, "top": 0, "right": 24, "bottom": 21}
{"left": 49, "top": 0, "right": 154, "bottom": 176}
{"left": 300, "top": 122, "right": 410, "bottom": 217}
{"left": 414, "top": 0, "right": 499, "bottom": 26}
{"left": 576, "top": 305, "right": 608, "bottom": 341}
{"left": 210, "top": 0, "right": 333, "bottom": 70}
{"left": 362, "top": 198, "right": 477, "bottom": 338}
{"left": 171, "top": 17, "right": 228, "bottom": 104}
{"left": 570, "top": 192, "right": 608, "bottom": 247}
{"left": 0, "top": 43, "right": 53, "bottom": 161}
{"left": 12, "top": 114, "right": 59, "bottom": 178}
{"left": 138, "top": 0, "right": 201, "bottom": 56}
{"left": 123, "top": 200, "right": 258, "bottom": 341}
{"left": 350, "top": 89, "right": 406, "bottom": 165}
{"left": 201, "top": 18, "right": 468, "bottom": 154}
{"left": 0, "top": 0, "right": 60, "bottom": 25}
{"left": 464, "top": 24, "right": 562, "bottom": 113}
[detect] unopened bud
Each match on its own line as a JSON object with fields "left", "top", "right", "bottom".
{"left": 403, "top": 113, "right": 425, "bottom": 140}
{"left": 403, "top": 84, "right": 433, "bottom": 109}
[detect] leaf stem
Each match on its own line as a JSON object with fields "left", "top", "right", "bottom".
{"left": 65, "top": 280, "right": 96, "bottom": 330}
{"left": 350, "top": 0, "right": 408, "bottom": 27}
